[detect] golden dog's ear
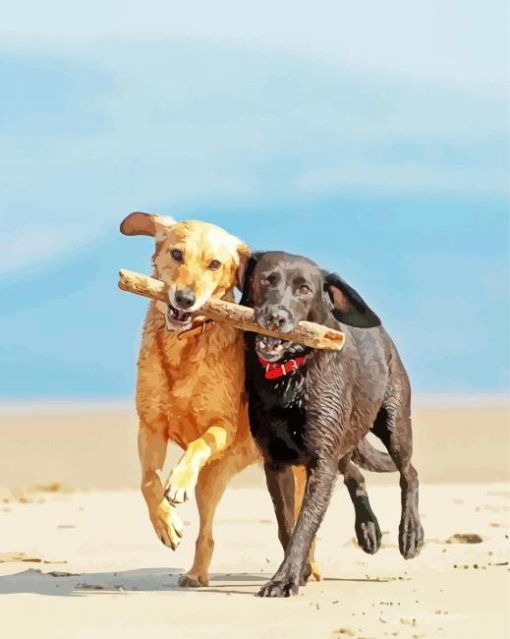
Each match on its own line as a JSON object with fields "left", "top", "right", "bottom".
{"left": 120, "top": 211, "right": 176, "bottom": 239}
{"left": 235, "top": 242, "right": 251, "bottom": 291}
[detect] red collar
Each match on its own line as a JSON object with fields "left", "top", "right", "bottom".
{"left": 258, "top": 355, "right": 308, "bottom": 380}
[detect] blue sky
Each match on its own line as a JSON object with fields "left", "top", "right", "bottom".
{"left": 0, "top": 1, "right": 508, "bottom": 399}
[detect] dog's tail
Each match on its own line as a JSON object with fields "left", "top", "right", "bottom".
{"left": 352, "top": 437, "right": 397, "bottom": 473}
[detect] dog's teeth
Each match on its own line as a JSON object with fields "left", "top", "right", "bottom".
{"left": 167, "top": 305, "right": 192, "bottom": 325}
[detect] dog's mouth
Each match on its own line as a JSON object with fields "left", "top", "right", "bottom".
{"left": 165, "top": 303, "right": 193, "bottom": 331}
{"left": 255, "top": 335, "right": 291, "bottom": 362}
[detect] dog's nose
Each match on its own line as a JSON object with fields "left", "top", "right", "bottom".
{"left": 265, "top": 307, "right": 293, "bottom": 332}
{"left": 174, "top": 289, "right": 196, "bottom": 310}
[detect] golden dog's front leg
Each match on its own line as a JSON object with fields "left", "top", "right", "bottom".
{"left": 293, "top": 465, "right": 322, "bottom": 582}
{"left": 139, "top": 425, "right": 184, "bottom": 550}
{"left": 165, "top": 425, "right": 231, "bottom": 504}
{"left": 179, "top": 444, "right": 257, "bottom": 588}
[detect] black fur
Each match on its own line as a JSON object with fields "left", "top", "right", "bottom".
{"left": 242, "top": 251, "right": 424, "bottom": 597}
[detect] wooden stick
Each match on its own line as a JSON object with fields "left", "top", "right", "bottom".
{"left": 119, "top": 269, "right": 345, "bottom": 351}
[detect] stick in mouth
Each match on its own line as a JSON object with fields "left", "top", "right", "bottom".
{"left": 118, "top": 269, "right": 345, "bottom": 352}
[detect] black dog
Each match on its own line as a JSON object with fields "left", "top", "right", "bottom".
{"left": 241, "top": 251, "right": 424, "bottom": 597}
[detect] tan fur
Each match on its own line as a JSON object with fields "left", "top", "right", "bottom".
{"left": 122, "top": 212, "right": 320, "bottom": 586}
{"left": 292, "top": 466, "right": 322, "bottom": 581}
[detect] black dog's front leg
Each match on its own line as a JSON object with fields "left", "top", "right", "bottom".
{"left": 263, "top": 462, "right": 295, "bottom": 551}
{"left": 259, "top": 457, "right": 338, "bottom": 597}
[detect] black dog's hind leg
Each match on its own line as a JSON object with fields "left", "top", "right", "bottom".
{"left": 259, "top": 458, "right": 338, "bottom": 597}
{"left": 339, "top": 455, "right": 382, "bottom": 554}
{"left": 263, "top": 462, "right": 296, "bottom": 551}
{"left": 373, "top": 406, "right": 424, "bottom": 559}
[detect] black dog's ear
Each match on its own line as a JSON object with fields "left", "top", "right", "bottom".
{"left": 323, "top": 272, "right": 381, "bottom": 328}
{"left": 239, "top": 252, "right": 262, "bottom": 306}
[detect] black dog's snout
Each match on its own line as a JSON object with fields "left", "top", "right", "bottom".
{"left": 174, "top": 288, "right": 196, "bottom": 310}
{"left": 260, "top": 306, "right": 294, "bottom": 332}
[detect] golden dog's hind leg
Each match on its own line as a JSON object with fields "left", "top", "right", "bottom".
{"left": 138, "top": 424, "right": 184, "bottom": 550}
{"left": 179, "top": 445, "right": 257, "bottom": 588}
{"left": 293, "top": 465, "right": 322, "bottom": 582}
{"left": 165, "top": 424, "right": 232, "bottom": 504}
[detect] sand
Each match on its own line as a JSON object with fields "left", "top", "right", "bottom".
{"left": 0, "top": 401, "right": 509, "bottom": 638}
{"left": 1, "top": 399, "right": 509, "bottom": 490}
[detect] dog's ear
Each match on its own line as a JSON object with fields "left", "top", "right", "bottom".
{"left": 239, "top": 252, "right": 262, "bottom": 305}
{"left": 120, "top": 211, "right": 176, "bottom": 239}
{"left": 323, "top": 272, "right": 381, "bottom": 328}
{"left": 235, "top": 242, "right": 252, "bottom": 291}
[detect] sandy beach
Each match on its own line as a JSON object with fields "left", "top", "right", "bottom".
{"left": 1, "top": 401, "right": 509, "bottom": 638}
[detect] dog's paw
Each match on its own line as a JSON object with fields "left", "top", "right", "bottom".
{"left": 165, "top": 464, "right": 198, "bottom": 504}
{"left": 258, "top": 578, "right": 299, "bottom": 598}
{"left": 152, "top": 499, "right": 184, "bottom": 550}
{"left": 309, "top": 562, "right": 322, "bottom": 582}
{"left": 301, "top": 561, "right": 322, "bottom": 584}
{"left": 399, "top": 511, "right": 424, "bottom": 559}
{"left": 355, "top": 518, "right": 382, "bottom": 555}
{"left": 178, "top": 573, "right": 209, "bottom": 588}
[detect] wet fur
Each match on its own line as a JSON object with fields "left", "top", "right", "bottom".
{"left": 242, "top": 251, "right": 424, "bottom": 597}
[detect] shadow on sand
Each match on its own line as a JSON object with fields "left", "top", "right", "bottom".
{"left": 0, "top": 567, "right": 271, "bottom": 597}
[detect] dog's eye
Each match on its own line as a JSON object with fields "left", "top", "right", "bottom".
{"left": 208, "top": 259, "right": 221, "bottom": 270}
{"left": 170, "top": 249, "right": 184, "bottom": 263}
{"left": 296, "top": 285, "right": 311, "bottom": 295}
{"left": 260, "top": 278, "right": 270, "bottom": 287}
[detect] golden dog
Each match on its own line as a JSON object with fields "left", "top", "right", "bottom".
{"left": 120, "top": 211, "right": 318, "bottom": 587}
